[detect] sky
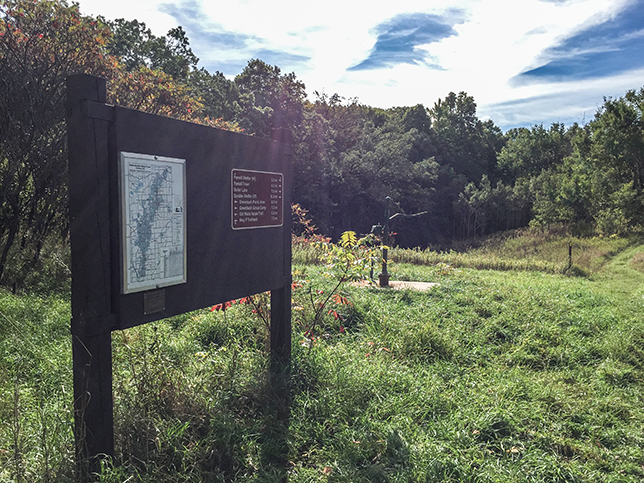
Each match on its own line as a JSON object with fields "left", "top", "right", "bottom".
{"left": 74, "top": 0, "right": 644, "bottom": 131}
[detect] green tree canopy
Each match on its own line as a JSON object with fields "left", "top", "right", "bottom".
{"left": 430, "top": 92, "right": 503, "bottom": 183}
{"left": 0, "top": 0, "right": 226, "bottom": 287}
{"left": 498, "top": 123, "right": 571, "bottom": 182}
{"left": 104, "top": 18, "right": 198, "bottom": 81}
{"left": 234, "top": 59, "right": 307, "bottom": 136}
{"left": 0, "top": 0, "right": 116, "bottom": 282}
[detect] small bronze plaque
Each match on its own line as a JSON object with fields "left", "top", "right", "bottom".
{"left": 144, "top": 290, "right": 165, "bottom": 315}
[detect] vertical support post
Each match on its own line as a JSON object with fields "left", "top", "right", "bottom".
{"left": 270, "top": 128, "right": 293, "bottom": 368}
{"left": 568, "top": 240, "right": 573, "bottom": 270}
{"left": 66, "top": 74, "right": 115, "bottom": 479}
{"left": 271, "top": 285, "right": 292, "bottom": 365}
{"left": 379, "top": 197, "right": 392, "bottom": 287}
{"left": 268, "top": 128, "right": 292, "bottom": 480}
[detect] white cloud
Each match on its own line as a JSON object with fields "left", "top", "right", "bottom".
{"left": 77, "top": 0, "right": 179, "bottom": 34}
{"left": 74, "top": 0, "right": 644, "bottom": 129}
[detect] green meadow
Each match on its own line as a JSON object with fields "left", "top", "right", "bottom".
{"left": 1, "top": 229, "right": 644, "bottom": 482}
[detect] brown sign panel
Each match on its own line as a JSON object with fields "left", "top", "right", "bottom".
{"left": 232, "top": 169, "right": 283, "bottom": 230}
{"left": 105, "top": 106, "right": 292, "bottom": 330}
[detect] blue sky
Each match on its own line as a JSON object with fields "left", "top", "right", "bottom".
{"left": 518, "top": 0, "right": 644, "bottom": 81}
{"left": 76, "top": 0, "right": 644, "bottom": 131}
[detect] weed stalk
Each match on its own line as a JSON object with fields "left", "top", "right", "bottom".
{"left": 13, "top": 373, "right": 23, "bottom": 483}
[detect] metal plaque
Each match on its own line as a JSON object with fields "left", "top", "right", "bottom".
{"left": 143, "top": 289, "right": 166, "bottom": 314}
{"left": 231, "top": 169, "right": 283, "bottom": 230}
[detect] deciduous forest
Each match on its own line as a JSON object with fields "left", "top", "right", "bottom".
{"left": 1, "top": 0, "right": 643, "bottom": 284}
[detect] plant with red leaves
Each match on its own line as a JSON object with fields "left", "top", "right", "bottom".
{"left": 294, "top": 230, "right": 377, "bottom": 350}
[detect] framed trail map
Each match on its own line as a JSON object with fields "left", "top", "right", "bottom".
{"left": 119, "top": 152, "right": 187, "bottom": 294}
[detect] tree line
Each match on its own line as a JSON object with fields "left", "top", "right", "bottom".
{"left": 1, "top": 0, "right": 643, "bottom": 286}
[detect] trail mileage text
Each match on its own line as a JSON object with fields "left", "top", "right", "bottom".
{"left": 231, "top": 169, "right": 283, "bottom": 229}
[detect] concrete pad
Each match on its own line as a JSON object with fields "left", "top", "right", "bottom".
{"left": 351, "top": 280, "right": 439, "bottom": 291}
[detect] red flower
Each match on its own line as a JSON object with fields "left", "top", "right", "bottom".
{"left": 211, "top": 300, "right": 234, "bottom": 311}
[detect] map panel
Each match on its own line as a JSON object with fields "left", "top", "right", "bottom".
{"left": 120, "top": 152, "right": 186, "bottom": 293}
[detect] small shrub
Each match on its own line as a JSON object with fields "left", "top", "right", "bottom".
{"left": 629, "top": 252, "right": 644, "bottom": 272}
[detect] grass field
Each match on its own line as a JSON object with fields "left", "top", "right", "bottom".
{"left": 1, "top": 228, "right": 643, "bottom": 482}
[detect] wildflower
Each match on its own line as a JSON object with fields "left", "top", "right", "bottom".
{"left": 211, "top": 300, "right": 234, "bottom": 311}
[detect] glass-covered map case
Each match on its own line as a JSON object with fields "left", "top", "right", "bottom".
{"left": 119, "top": 152, "right": 186, "bottom": 294}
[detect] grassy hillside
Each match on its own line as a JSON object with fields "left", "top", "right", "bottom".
{"left": 1, "top": 229, "right": 643, "bottom": 482}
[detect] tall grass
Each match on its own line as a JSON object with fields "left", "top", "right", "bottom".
{"left": 2, "top": 228, "right": 644, "bottom": 481}
{"left": 295, "top": 225, "right": 639, "bottom": 275}
{"left": 388, "top": 225, "right": 638, "bottom": 275}
{"left": 390, "top": 248, "right": 566, "bottom": 273}
{"left": 0, "top": 292, "right": 74, "bottom": 482}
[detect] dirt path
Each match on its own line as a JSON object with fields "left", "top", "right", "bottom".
{"left": 350, "top": 280, "right": 439, "bottom": 291}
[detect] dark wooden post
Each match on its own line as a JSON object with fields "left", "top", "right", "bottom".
{"left": 266, "top": 128, "right": 292, "bottom": 481}
{"left": 379, "top": 197, "right": 392, "bottom": 287}
{"left": 270, "top": 128, "right": 293, "bottom": 368}
{"left": 66, "top": 74, "right": 115, "bottom": 479}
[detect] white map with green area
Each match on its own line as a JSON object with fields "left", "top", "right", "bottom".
{"left": 120, "top": 152, "right": 186, "bottom": 293}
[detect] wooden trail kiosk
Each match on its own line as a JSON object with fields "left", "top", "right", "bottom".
{"left": 66, "top": 74, "right": 292, "bottom": 478}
